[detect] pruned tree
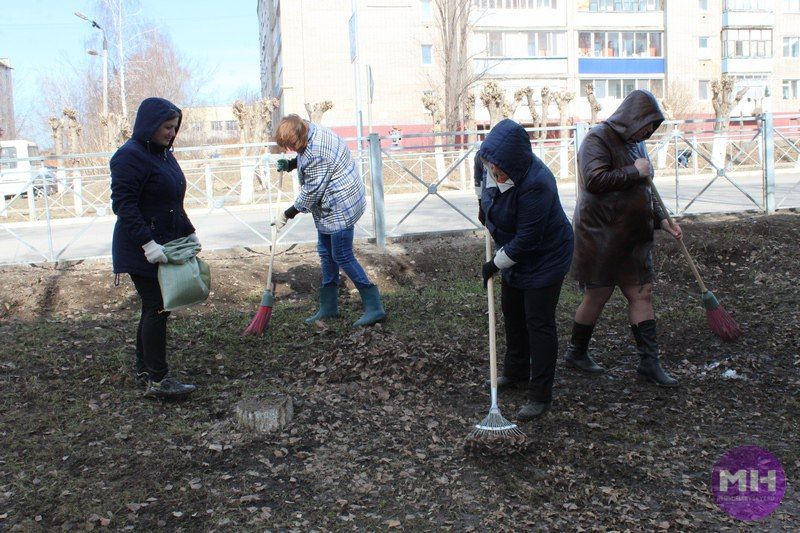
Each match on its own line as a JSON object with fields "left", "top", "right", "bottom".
{"left": 62, "top": 108, "right": 82, "bottom": 155}
{"left": 540, "top": 87, "right": 553, "bottom": 138}
{"left": 553, "top": 91, "right": 574, "bottom": 139}
{"left": 515, "top": 87, "right": 540, "bottom": 133}
{"left": 233, "top": 98, "right": 280, "bottom": 150}
{"left": 422, "top": 93, "right": 445, "bottom": 132}
{"left": 304, "top": 100, "right": 334, "bottom": 123}
{"left": 585, "top": 83, "right": 602, "bottom": 125}
{"left": 48, "top": 117, "right": 64, "bottom": 157}
{"left": 463, "top": 93, "right": 476, "bottom": 143}
{"left": 711, "top": 76, "right": 748, "bottom": 133}
{"left": 479, "top": 81, "right": 518, "bottom": 128}
{"left": 662, "top": 81, "right": 698, "bottom": 120}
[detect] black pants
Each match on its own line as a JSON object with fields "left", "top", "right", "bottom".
{"left": 500, "top": 278, "right": 564, "bottom": 403}
{"left": 130, "top": 274, "right": 170, "bottom": 382}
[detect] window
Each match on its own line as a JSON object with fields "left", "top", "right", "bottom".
{"left": 782, "top": 79, "right": 800, "bottom": 98}
{"left": 699, "top": 0, "right": 709, "bottom": 9}
{"left": 211, "top": 121, "right": 224, "bottom": 131}
{"left": 580, "top": 78, "right": 664, "bottom": 99}
{"left": 421, "top": 44, "right": 433, "bottom": 65}
{"left": 584, "top": 0, "right": 662, "bottom": 11}
{"left": 724, "top": 0, "right": 771, "bottom": 10}
{"left": 421, "top": 0, "right": 432, "bottom": 20}
{"left": 488, "top": 32, "right": 504, "bottom": 56}
{"left": 699, "top": 36, "right": 709, "bottom": 48}
{"left": 578, "top": 31, "right": 663, "bottom": 57}
{"left": 527, "top": 31, "right": 566, "bottom": 56}
{"left": 784, "top": 36, "right": 800, "bottom": 56}
{"left": 472, "top": 0, "right": 557, "bottom": 8}
{"left": 723, "top": 28, "right": 773, "bottom": 57}
{"left": 699, "top": 80, "right": 710, "bottom": 99}
{"left": 0, "top": 147, "right": 17, "bottom": 170}
{"left": 785, "top": 0, "right": 800, "bottom": 12}
{"left": 225, "top": 120, "right": 238, "bottom": 131}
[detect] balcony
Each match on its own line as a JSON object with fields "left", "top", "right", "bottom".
{"left": 578, "top": 58, "right": 664, "bottom": 74}
{"left": 722, "top": 57, "right": 773, "bottom": 73}
{"left": 723, "top": 10, "right": 773, "bottom": 27}
{"left": 473, "top": 57, "right": 568, "bottom": 77}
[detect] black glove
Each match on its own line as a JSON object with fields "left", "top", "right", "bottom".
{"left": 482, "top": 260, "right": 499, "bottom": 288}
{"left": 478, "top": 199, "right": 485, "bottom": 226}
{"left": 284, "top": 205, "right": 300, "bottom": 219}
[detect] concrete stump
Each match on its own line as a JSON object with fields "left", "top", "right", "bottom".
{"left": 234, "top": 395, "right": 294, "bottom": 433}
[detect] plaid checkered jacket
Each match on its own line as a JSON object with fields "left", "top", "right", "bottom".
{"left": 294, "top": 123, "right": 366, "bottom": 234}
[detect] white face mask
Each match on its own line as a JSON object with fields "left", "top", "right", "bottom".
{"left": 485, "top": 164, "right": 514, "bottom": 193}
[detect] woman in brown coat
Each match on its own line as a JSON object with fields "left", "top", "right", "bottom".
{"left": 564, "top": 90, "right": 682, "bottom": 387}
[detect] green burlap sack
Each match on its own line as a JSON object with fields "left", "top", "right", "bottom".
{"left": 157, "top": 237, "right": 211, "bottom": 311}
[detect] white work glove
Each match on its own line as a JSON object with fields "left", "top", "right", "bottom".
{"left": 271, "top": 212, "right": 288, "bottom": 231}
{"left": 187, "top": 232, "right": 201, "bottom": 246}
{"left": 142, "top": 240, "right": 168, "bottom": 264}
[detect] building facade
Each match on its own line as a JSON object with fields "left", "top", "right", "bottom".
{"left": 257, "top": 0, "right": 800, "bottom": 134}
{"left": 0, "top": 58, "right": 15, "bottom": 140}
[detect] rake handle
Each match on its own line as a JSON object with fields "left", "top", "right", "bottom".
{"left": 484, "top": 229, "right": 498, "bottom": 394}
{"left": 264, "top": 170, "right": 283, "bottom": 291}
{"left": 647, "top": 177, "right": 708, "bottom": 294}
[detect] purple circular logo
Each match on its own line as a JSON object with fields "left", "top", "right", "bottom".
{"left": 711, "top": 446, "right": 786, "bottom": 521}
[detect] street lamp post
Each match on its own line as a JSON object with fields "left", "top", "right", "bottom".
{"left": 75, "top": 11, "right": 108, "bottom": 119}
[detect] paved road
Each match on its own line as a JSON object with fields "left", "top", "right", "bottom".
{"left": 1, "top": 172, "right": 798, "bottom": 265}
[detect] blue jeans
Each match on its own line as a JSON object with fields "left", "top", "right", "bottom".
{"left": 317, "top": 227, "right": 373, "bottom": 289}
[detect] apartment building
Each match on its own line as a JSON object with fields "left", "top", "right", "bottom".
{"left": 257, "top": 0, "right": 800, "bottom": 133}
{"left": 0, "top": 58, "right": 15, "bottom": 139}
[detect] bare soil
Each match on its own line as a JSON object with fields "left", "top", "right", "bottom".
{"left": 0, "top": 213, "right": 798, "bottom": 531}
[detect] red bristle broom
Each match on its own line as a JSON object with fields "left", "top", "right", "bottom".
{"left": 242, "top": 224, "right": 278, "bottom": 335}
{"left": 243, "top": 170, "right": 283, "bottom": 336}
{"left": 648, "top": 178, "right": 742, "bottom": 341}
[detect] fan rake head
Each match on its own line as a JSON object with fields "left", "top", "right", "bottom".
{"left": 464, "top": 408, "right": 528, "bottom": 456}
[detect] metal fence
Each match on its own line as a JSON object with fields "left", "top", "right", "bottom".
{"left": 1, "top": 113, "right": 798, "bottom": 265}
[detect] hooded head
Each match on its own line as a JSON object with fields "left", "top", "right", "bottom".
{"left": 131, "top": 97, "right": 182, "bottom": 148}
{"left": 605, "top": 89, "right": 664, "bottom": 142}
{"left": 477, "top": 119, "right": 532, "bottom": 183}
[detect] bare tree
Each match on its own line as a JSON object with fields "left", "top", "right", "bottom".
{"left": 661, "top": 81, "right": 698, "bottom": 120}
{"left": 540, "top": 87, "right": 553, "bottom": 139}
{"left": 432, "top": 0, "right": 477, "bottom": 133}
{"left": 304, "top": 101, "right": 334, "bottom": 123}
{"left": 585, "top": 83, "right": 602, "bottom": 125}
{"left": 422, "top": 93, "right": 445, "bottom": 132}
{"left": 554, "top": 91, "right": 574, "bottom": 139}
{"left": 233, "top": 98, "right": 280, "bottom": 151}
{"left": 711, "top": 76, "right": 748, "bottom": 133}
{"left": 479, "top": 81, "right": 518, "bottom": 128}
{"left": 515, "top": 87, "right": 540, "bottom": 132}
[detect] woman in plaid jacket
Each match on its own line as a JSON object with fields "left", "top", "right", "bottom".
{"left": 273, "top": 114, "right": 386, "bottom": 327}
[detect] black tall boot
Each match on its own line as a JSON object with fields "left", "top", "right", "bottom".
{"left": 564, "top": 321, "right": 604, "bottom": 374}
{"left": 630, "top": 319, "right": 678, "bottom": 387}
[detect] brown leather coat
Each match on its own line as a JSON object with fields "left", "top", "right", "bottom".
{"left": 572, "top": 90, "right": 667, "bottom": 287}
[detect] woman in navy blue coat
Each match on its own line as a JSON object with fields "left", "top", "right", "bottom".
{"left": 110, "top": 97, "right": 196, "bottom": 399}
{"left": 477, "top": 119, "right": 574, "bottom": 422}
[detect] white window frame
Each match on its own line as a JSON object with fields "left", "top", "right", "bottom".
{"left": 421, "top": 44, "right": 434, "bottom": 65}
{"left": 699, "top": 80, "right": 710, "bottom": 100}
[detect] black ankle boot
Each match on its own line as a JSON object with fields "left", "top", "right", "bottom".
{"left": 564, "top": 321, "right": 604, "bottom": 374}
{"left": 631, "top": 320, "right": 678, "bottom": 388}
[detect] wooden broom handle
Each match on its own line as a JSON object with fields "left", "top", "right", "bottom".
{"left": 647, "top": 178, "right": 708, "bottom": 293}
{"left": 485, "top": 229, "right": 498, "bottom": 391}
{"left": 265, "top": 171, "right": 283, "bottom": 289}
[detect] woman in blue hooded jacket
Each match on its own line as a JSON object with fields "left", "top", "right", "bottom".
{"left": 110, "top": 97, "right": 197, "bottom": 399}
{"left": 477, "top": 119, "right": 574, "bottom": 422}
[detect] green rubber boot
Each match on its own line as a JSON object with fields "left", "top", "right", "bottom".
{"left": 305, "top": 285, "right": 340, "bottom": 324}
{"left": 353, "top": 285, "right": 386, "bottom": 327}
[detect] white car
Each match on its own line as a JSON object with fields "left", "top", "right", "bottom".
{"left": 0, "top": 139, "right": 58, "bottom": 199}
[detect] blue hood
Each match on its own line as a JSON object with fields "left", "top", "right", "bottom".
{"left": 478, "top": 119, "right": 532, "bottom": 184}
{"left": 131, "top": 97, "right": 182, "bottom": 146}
